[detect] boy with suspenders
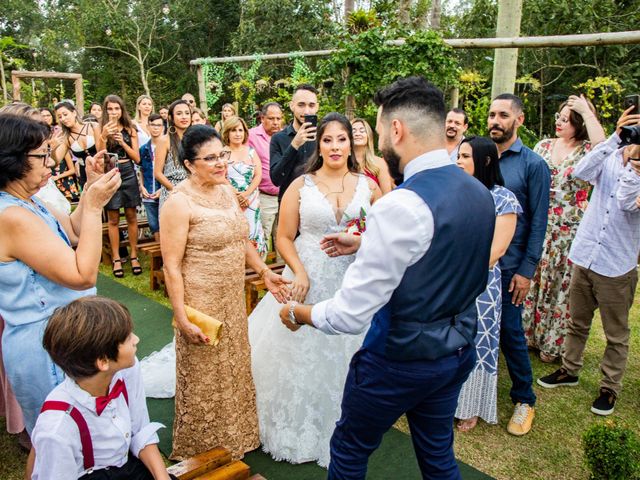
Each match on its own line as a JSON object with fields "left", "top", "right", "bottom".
{"left": 30, "top": 296, "right": 174, "bottom": 480}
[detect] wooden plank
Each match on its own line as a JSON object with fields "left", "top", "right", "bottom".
{"left": 166, "top": 447, "right": 232, "bottom": 480}
{"left": 11, "top": 70, "right": 82, "bottom": 80}
{"left": 190, "top": 30, "right": 640, "bottom": 65}
{"left": 196, "top": 461, "right": 250, "bottom": 480}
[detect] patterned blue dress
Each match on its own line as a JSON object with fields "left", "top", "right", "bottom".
{"left": 455, "top": 185, "right": 522, "bottom": 423}
{"left": 0, "top": 192, "right": 95, "bottom": 433}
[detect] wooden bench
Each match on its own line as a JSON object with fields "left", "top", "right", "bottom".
{"left": 101, "top": 217, "right": 153, "bottom": 265}
{"left": 139, "top": 241, "right": 164, "bottom": 291}
{"left": 166, "top": 447, "right": 265, "bottom": 480}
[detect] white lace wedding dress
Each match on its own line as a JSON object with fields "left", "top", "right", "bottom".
{"left": 249, "top": 173, "right": 371, "bottom": 468}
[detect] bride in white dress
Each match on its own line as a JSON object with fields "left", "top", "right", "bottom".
{"left": 249, "top": 112, "right": 381, "bottom": 468}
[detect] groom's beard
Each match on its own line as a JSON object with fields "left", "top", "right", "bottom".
{"left": 381, "top": 144, "right": 404, "bottom": 185}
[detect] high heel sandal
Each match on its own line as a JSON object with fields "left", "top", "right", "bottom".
{"left": 112, "top": 259, "right": 125, "bottom": 278}
{"left": 130, "top": 257, "right": 142, "bottom": 276}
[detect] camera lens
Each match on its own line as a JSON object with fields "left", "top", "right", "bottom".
{"left": 620, "top": 125, "right": 640, "bottom": 145}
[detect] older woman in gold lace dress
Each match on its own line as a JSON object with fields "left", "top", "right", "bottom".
{"left": 160, "top": 125, "right": 289, "bottom": 460}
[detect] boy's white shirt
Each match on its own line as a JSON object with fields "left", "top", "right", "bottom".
{"left": 31, "top": 358, "right": 163, "bottom": 479}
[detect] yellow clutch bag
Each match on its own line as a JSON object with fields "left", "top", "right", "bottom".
{"left": 172, "top": 305, "right": 223, "bottom": 346}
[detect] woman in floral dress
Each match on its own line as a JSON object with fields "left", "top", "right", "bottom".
{"left": 523, "top": 95, "right": 605, "bottom": 363}
{"left": 223, "top": 116, "right": 267, "bottom": 257}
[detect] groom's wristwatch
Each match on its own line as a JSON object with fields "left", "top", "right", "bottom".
{"left": 288, "top": 301, "right": 300, "bottom": 325}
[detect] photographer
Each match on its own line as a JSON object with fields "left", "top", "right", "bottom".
{"left": 538, "top": 105, "right": 640, "bottom": 416}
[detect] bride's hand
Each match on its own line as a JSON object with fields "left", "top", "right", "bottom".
{"left": 264, "top": 270, "right": 291, "bottom": 304}
{"left": 290, "top": 273, "right": 310, "bottom": 303}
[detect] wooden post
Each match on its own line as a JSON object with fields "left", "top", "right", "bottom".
{"left": 450, "top": 87, "right": 459, "bottom": 108}
{"left": 196, "top": 65, "right": 208, "bottom": 117}
{"left": 12, "top": 73, "right": 21, "bottom": 101}
{"left": 491, "top": 0, "right": 523, "bottom": 98}
{"left": 0, "top": 56, "right": 7, "bottom": 104}
{"left": 11, "top": 71, "right": 84, "bottom": 109}
{"left": 75, "top": 78, "right": 84, "bottom": 116}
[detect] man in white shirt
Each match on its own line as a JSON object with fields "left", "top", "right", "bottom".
{"left": 278, "top": 77, "right": 495, "bottom": 480}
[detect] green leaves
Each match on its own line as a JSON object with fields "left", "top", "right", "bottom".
{"left": 317, "top": 27, "right": 460, "bottom": 118}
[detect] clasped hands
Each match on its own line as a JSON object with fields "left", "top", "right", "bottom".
{"left": 279, "top": 231, "right": 363, "bottom": 332}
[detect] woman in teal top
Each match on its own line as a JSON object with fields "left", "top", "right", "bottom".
{"left": 0, "top": 112, "right": 121, "bottom": 435}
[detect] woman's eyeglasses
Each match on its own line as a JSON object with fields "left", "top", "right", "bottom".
{"left": 193, "top": 150, "right": 232, "bottom": 164}
{"left": 554, "top": 112, "right": 570, "bottom": 124}
{"left": 28, "top": 147, "right": 52, "bottom": 166}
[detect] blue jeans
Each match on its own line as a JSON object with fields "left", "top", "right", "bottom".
{"left": 500, "top": 269, "right": 536, "bottom": 406}
{"left": 143, "top": 200, "right": 159, "bottom": 234}
{"left": 328, "top": 347, "right": 475, "bottom": 480}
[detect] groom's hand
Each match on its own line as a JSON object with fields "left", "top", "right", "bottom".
{"left": 280, "top": 304, "right": 303, "bottom": 332}
{"left": 320, "top": 232, "right": 361, "bottom": 257}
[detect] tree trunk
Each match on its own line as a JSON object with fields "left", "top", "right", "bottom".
{"left": 429, "top": 0, "right": 442, "bottom": 30}
{"left": 0, "top": 55, "right": 7, "bottom": 104}
{"left": 344, "top": 0, "right": 354, "bottom": 23}
{"left": 398, "top": 0, "right": 412, "bottom": 27}
{"left": 491, "top": 0, "right": 523, "bottom": 98}
{"left": 137, "top": 54, "right": 150, "bottom": 97}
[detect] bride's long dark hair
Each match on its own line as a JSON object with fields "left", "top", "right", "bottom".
{"left": 305, "top": 112, "right": 360, "bottom": 174}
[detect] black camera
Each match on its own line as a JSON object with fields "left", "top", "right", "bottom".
{"left": 620, "top": 125, "right": 640, "bottom": 145}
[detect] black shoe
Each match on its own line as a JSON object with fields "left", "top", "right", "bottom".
{"left": 591, "top": 387, "right": 617, "bottom": 416}
{"left": 537, "top": 368, "right": 579, "bottom": 388}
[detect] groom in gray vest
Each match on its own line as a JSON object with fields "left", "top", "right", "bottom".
{"left": 280, "top": 76, "right": 495, "bottom": 479}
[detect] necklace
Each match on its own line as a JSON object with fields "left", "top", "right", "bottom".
{"left": 313, "top": 171, "right": 350, "bottom": 196}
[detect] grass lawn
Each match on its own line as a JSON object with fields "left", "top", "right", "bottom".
{"left": 1, "top": 256, "right": 638, "bottom": 480}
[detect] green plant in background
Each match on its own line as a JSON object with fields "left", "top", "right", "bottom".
{"left": 202, "top": 62, "right": 227, "bottom": 112}
{"left": 582, "top": 420, "right": 640, "bottom": 480}
{"left": 458, "top": 70, "right": 490, "bottom": 136}
{"left": 230, "top": 56, "right": 263, "bottom": 117}
{"left": 290, "top": 55, "right": 313, "bottom": 86}
{"left": 316, "top": 27, "right": 459, "bottom": 123}
{"left": 347, "top": 8, "right": 381, "bottom": 34}
{"left": 574, "top": 76, "right": 623, "bottom": 134}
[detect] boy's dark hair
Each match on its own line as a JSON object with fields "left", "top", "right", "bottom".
{"left": 43, "top": 296, "right": 133, "bottom": 379}
{"left": 373, "top": 76, "right": 445, "bottom": 124}
{"left": 493, "top": 93, "right": 524, "bottom": 114}
{"left": 148, "top": 113, "right": 162, "bottom": 123}
{"left": 294, "top": 83, "right": 318, "bottom": 95}
{"left": 461, "top": 136, "right": 505, "bottom": 190}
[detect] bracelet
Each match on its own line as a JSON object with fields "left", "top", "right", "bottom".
{"left": 258, "top": 266, "right": 270, "bottom": 279}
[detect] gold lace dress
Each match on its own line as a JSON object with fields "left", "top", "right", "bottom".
{"left": 170, "top": 181, "right": 259, "bottom": 460}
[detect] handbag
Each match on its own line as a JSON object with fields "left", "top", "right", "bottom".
{"left": 172, "top": 305, "right": 223, "bottom": 346}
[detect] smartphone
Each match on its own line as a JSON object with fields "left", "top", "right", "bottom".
{"left": 104, "top": 153, "right": 119, "bottom": 173}
{"left": 304, "top": 114, "right": 318, "bottom": 127}
{"left": 624, "top": 94, "right": 640, "bottom": 115}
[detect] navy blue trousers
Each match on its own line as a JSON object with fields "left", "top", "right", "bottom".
{"left": 500, "top": 269, "right": 536, "bottom": 406}
{"left": 328, "top": 346, "right": 476, "bottom": 480}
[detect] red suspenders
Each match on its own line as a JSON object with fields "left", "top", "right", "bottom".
{"left": 40, "top": 401, "right": 95, "bottom": 470}
{"left": 39, "top": 383, "right": 129, "bottom": 473}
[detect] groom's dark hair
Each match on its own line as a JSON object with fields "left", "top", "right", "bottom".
{"left": 374, "top": 76, "right": 445, "bottom": 139}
